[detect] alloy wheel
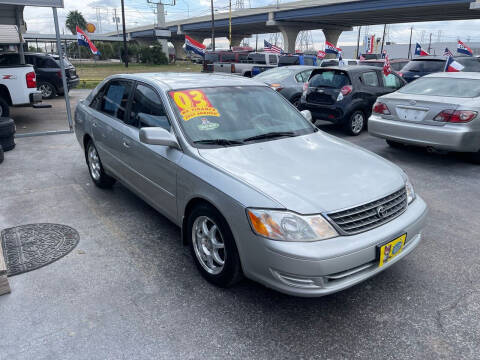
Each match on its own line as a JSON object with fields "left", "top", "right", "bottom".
{"left": 351, "top": 113, "right": 364, "bottom": 134}
{"left": 87, "top": 144, "right": 101, "bottom": 181}
{"left": 39, "top": 84, "right": 53, "bottom": 98}
{"left": 192, "top": 216, "right": 225, "bottom": 275}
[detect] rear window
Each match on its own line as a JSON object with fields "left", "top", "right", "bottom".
{"left": 391, "top": 61, "right": 408, "bottom": 71}
{"left": 248, "top": 53, "right": 266, "bottom": 64}
{"left": 398, "top": 77, "right": 480, "bottom": 98}
{"left": 220, "top": 53, "right": 235, "bottom": 62}
{"left": 320, "top": 60, "right": 338, "bottom": 67}
{"left": 205, "top": 53, "right": 219, "bottom": 62}
{"left": 278, "top": 56, "right": 299, "bottom": 65}
{"left": 456, "top": 57, "right": 480, "bottom": 72}
{"left": 401, "top": 60, "right": 445, "bottom": 73}
{"left": 309, "top": 70, "right": 350, "bottom": 88}
{"left": 254, "top": 67, "right": 294, "bottom": 81}
{"left": 359, "top": 61, "right": 383, "bottom": 67}
{"left": 303, "top": 57, "right": 315, "bottom": 66}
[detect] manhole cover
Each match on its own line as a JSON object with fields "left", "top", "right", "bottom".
{"left": 1, "top": 223, "right": 79, "bottom": 276}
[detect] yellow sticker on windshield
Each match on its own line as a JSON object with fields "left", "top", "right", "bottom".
{"left": 170, "top": 90, "right": 220, "bottom": 121}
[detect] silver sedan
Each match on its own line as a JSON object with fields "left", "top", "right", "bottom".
{"left": 369, "top": 72, "right": 480, "bottom": 163}
{"left": 74, "top": 73, "right": 427, "bottom": 297}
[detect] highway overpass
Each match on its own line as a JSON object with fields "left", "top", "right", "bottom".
{"left": 106, "top": 0, "right": 480, "bottom": 56}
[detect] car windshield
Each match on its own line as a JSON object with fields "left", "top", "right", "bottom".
{"left": 54, "top": 57, "right": 73, "bottom": 68}
{"left": 456, "top": 57, "right": 480, "bottom": 71}
{"left": 254, "top": 67, "right": 294, "bottom": 81}
{"left": 398, "top": 77, "right": 480, "bottom": 98}
{"left": 309, "top": 70, "right": 350, "bottom": 88}
{"left": 168, "top": 86, "right": 315, "bottom": 147}
{"left": 401, "top": 60, "right": 445, "bottom": 72}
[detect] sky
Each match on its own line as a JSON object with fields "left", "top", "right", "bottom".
{"left": 23, "top": 0, "right": 480, "bottom": 50}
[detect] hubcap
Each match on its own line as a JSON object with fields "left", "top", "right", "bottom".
{"left": 87, "top": 145, "right": 101, "bottom": 181}
{"left": 39, "top": 84, "right": 52, "bottom": 98}
{"left": 192, "top": 216, "right": 225, "bottom": 275}
{"left": 351, "top": 113, "right": 364, "bottom": 134}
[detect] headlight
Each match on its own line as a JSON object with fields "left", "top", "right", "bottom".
{"left": 246, "top": 209, "right": 338, "bottom": 242}
{"left": 406, "top": 178, "right": 416, "bottom": 204}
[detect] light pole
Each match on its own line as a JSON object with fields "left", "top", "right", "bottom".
{"left": 120, "top": 0, "right": 128, "bottom": 67}
{"left": 210, "top": 0, "right": 215, "bottom": 51}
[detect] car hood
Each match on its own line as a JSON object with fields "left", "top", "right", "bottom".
{"left": 198, "top": 132, "right": 405, "bottom": 214}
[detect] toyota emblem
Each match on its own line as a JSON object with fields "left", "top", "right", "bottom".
{"left": 377, "top": 206, "right": 387, "bottom": 218}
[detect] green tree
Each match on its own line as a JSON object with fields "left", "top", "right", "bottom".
{"left": 65, "top": 10, "right": 87, "bottom": 34}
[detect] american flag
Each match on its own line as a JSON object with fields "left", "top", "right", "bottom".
{"left": 443, "top": 47, "right": 454, "bottom": 57}
{"left": 264, "top": 40, "right": 283, "bottom": 54}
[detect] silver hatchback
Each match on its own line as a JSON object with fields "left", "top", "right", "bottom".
{"left": 74, "top": 73, "right": 427, "bottom": 297}
{"left": 369, "top": 72, "right": 480, "bottom": 163}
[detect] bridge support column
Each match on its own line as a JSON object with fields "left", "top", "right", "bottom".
{"left": 323, "top": 29, "right": 342, "bottom": 58}
{"left": 171, "top": 38, "right": 186, "bottom": 60}
{"left": 279, "top": 26, "right": 300, "bottom": 54}
{"left": 230, "top": 35, "right": 243, "bottom": 48}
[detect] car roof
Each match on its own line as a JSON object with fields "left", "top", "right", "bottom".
{"left": 271, "top": 65, "right": 317, "bottom": 70}
{"left": 314, "top": 65, "right": 380, "bottom": 72}
{"left": 424, "top": 72, "right": 480, "bottom": 79}
{"left": 360, "top": 59, "right": 408, "bottom": 63}
{"left": 115, "top": 72, "right": 266, "bottom": 90}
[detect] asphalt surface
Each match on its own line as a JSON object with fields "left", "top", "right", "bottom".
{"left": 0, "top": 90, "right": 479, "bottom": 359}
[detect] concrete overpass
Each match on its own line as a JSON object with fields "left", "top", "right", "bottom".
{"left": 106, "top": 0, "right": 480, "bottom": 56}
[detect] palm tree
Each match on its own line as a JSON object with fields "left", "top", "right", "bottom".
{"left": 66, "top": 10, "right": 87, "bottom": 34}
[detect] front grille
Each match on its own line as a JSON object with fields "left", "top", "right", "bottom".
{"left": 327, "top": 188, "right": 407, "bottom": 235}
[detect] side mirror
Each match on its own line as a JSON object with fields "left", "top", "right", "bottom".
{"left": 300, "top": 110, "right": 313, "bottom": 123}
{"left": 139, "top": 127, "right": 180, "bottom": 149}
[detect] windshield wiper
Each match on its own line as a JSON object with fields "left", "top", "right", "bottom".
{"left": 243, "top": 131, "right": 296, "bottom": 142}
{"left": 193, "top": 139, "right": 244, "bottom": 146}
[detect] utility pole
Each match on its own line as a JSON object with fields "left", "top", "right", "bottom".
{"left": 210, "top": 0, "right": 215, "bottom": 51}
{"left": 380, "top": 24, "right": 386, "bottom": 54}
{"left": 408, "top": 26, "right": 413, "bottom": 59}
{"left": 356, "top": 26, "right": 361, "bottom": 59}
{"left": 255, "top": 34, "right": 258, "bottom": 52}
{"left": 428, "top": 32, "right": 432, "bottom": 53}
{"left": 229, "top": 0, "right": 232, "bottom": 49}
{"left": 120, "top": 0, "right": 128, "bottom": 67}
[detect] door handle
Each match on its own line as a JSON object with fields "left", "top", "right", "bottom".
{"left": 92, "top": 122, "right": 97, "bottom": 127}
{"left": 123, "top": 140, "right": 131, "bottom": 148}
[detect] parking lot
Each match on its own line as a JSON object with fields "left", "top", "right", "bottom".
{"left": 0, "top": 89, "right": 479, "bottom": 359}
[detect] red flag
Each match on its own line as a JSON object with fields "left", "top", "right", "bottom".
{"left": 317, "top": 50, "right": 326, "bottom": 59}
{"left": 383, "top": 54, "right": 392, "bottom": 76}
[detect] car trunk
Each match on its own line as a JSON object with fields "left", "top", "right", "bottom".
{"left": 381, "top": 92, "right": 472, "bottom": 125}
{"left": 305, "top": 69, "right": 350, "bottom": 105}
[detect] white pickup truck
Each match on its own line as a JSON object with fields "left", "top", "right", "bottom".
{"left": 213, "top": 52, "right": 280, "bottom": 77}
{"left": 0, "top": 64, "right": 42, "bottom": 117}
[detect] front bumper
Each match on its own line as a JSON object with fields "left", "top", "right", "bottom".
{"left": 368, "top": 114, "right": 480, "bottom": 152}
{"left": 239, "top": 196, "right": 428, "bottom": 297}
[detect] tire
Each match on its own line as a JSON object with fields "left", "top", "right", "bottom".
{"left": 468, "top": 151, "right": 480, "bottom": 165}
{"left": 344, "top": 110, "right": 365, "bottom": 136}
{"left": 38, "top": 82, "right": 56, "bottom": 99}
{"left": 0, "top": 97, "right": 9, "bottom": 118}
{"left": 187, "top": 203, "right": 243, "bottom": 287}
{"left": 85, "top": 140, "right": 116, "bottom": 188}
{"left": 0, "top": 145, "right": 3, "bottom": 164}
{"left": 386, "top": 140, "right": 404, "bottom": 149}
{"left": 0, "top": 117, "right": 15, "bottom": 137}
{"left": 0, "top": 136, "right": 15, "bottom": 151}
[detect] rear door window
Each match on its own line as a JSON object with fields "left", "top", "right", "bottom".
{"left": 360, "top": 71, "right": 380, "bottom": 87}
{"left": 248, "top": 53, "right": 266, "bottom": 64}
{"left": 220, "top": 53, "right": 235, "bottom": 62}
{"left": 128, "top": 84, "right": 171, "bottom": 131}
{"left": 310, "top": 70, "right": 350, "bottom": 88}
{"left": 99, "top": 80, "right": 133, "bottom": 121}
{"left": 382, "top": 73, "right": 403, "bottom": 90}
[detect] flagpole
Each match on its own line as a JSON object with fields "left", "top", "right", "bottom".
{"left": 229, "top": 0, "right": 232, "bottom": 50}
{"left": 355, "top": 26, "right": 361, "bottom": 59}
{"left": 380, "top": 24, "right": 386, "bottom": 55}
{"left": 408, "top": 26, "right": 413, "bottom": 59}
{"left": 210, "top": 0, "right": 215, "bottom": 51}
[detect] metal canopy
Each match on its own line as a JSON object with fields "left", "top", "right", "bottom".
{"left": 0, "top": 0, "right": 73, "bottom": 138}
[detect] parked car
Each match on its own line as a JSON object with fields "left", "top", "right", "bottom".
{"left": 203, "top": 50, "right": 250, "bottom": 73}
{"left": 399, "top": 56, "right": 480, "bottom": 82}
{"left": 254, "top": 65, "right": 316, "bottom": 108}
{"left": 75, "top": 73, "right": 427, "bottom": 297}
{"left": 319, "top": 58, "right": 360, "bottom": 67}
{"left": 300, "top": 66, "right": 406, "bottom": 135}
{"left": 0, "top": 62, "right": 42, "bottom": 117}
{"left": 369, "top": 72, "right": 480, "bottom": 163}
{"left": 359, "top": 58, "right": 409, "bottom": 71}
{"left": 215, "top": 52, "right": 280, "bottom": 77}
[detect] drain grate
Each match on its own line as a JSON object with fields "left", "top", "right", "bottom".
{"left": 1, "top": 223, "right": 79, "bottom": 276}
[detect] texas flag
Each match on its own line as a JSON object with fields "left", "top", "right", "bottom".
{"left": 445, "top": 56, "right": 464, "bottom": 72}
{"left": 325, "top": 41, "right": 341, "bottom": 55}
{"left": 457, "top": 40, "right": 473, "bottom": 56}
{"left": 317, "top": 50, "right": 326, "bottom": 59}
{"left": 76, "top": 26, "right": 100, "bottom": 55}
{"left": 415, "top": 43, "right": 429, "bottom": 57}
{"left": 185, "top": 35, "right": 206, "bottom": 57}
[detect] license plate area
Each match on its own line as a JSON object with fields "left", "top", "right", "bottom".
{"left": 396, "top": 107, "right": 427, "bottom": 122}
{"left": 377, "top": 234, "right": 407, "bottom": 267}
